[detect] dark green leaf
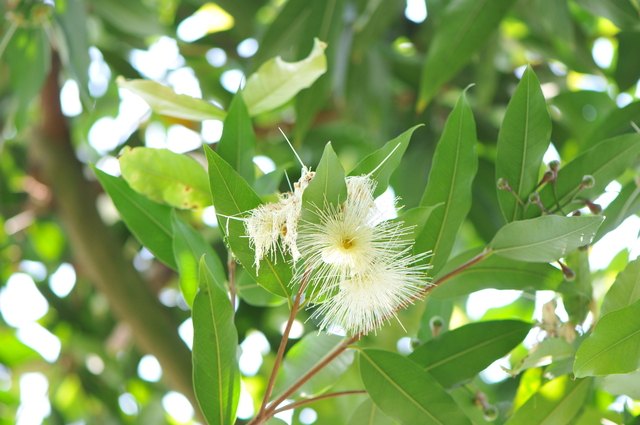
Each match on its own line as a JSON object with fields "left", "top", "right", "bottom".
{"left": 216, "top": 92, "right": 256, "bottom": 186}
{"left": 417, "top": 0, "right": 516, "bottom": 110}
{"left": 349, "top": 125, "right": 422, "bottom": 198}
{"left": 614, "top": 32, "right": 640, "bottom": 92}
{"left": 491, "top": 215, "right": 603, "bottom": 262}
{"left": 601, "top": 258, "right": 640, "bottom": 316}
{"left": 302, "top": 142, "right": 347, "bottom": 223}
{"left": 585, "top": 101, "right": 640, "bottom": 147}
{"left": 254, "top": 169, "right": 285, "bottom": 197}
{"left": 87, "top": 0, "right": 166, "bottom": 37}
{"left": 193, "top": 258, "right": 240, "bottom": 425}
{"left": 496, "top": 66, "right": 552, "bottom": 222}
{"left": 92, "top": 166, "right": 177, "bottom": 270}
{"left": 575, "top": 0, "right": 640, "bottom": 30}
{"left": 468, "top": 158, "right": 507, "bottom": 242}
{"left": 360, "top": 349, "right": 471, "bottom": 425}
{"left": 595, "top": 181, "right": 640, "bottom": 243}
{"left": 574, "top": 298, "right": 640, "bottom": 377}
{"left": 348, "top": 398, "right": 396, "bottom": 425}
{"left": 54, "top": 0, "right": 90, "bottom": 93}
{"left": 409, "top": 320, "right": 531, "bottom": 388}
{"left": 391, "top": 205, "right": 441, "bottom": 248}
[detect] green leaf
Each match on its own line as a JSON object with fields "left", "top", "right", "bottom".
{"left": 391, "top": 205, "right": 441, "bottom": 247}
{"left": 431, "top": 248, "right": 564, "bottom": 299}
{"left": 119, "top": 147, "right": 212, "bottom": 210}
{"left": 417, "top": 0, "right": 516, "bottom": 110}
{"left": 504, "top": 376, "right": 590, "bottom": 425}
{"left": 205, "top": 146, "right": 292, "bottom": 298}
{"left": 562, "top": 249, "right": 592, "bottom": 324}
{"left": 87, "top": 0, "right": 166, "bottom": 37}
{"left": 574, "top": 298, "right": 640, "bottom": 377}
{"left": 92, "top": 166, "right": 177, "bottom": 270}
{"left": 275, "top": 334, "right": 354, "bottom": 398}
{"left": 243, "top": 38, "right": 327, "bottom": 116}
{"left": 193, "top": 258, "right": 241, "bottom": 425}
{"left": 302, "top": 142, "right": 347, "bottom": 223}
{"left": 603, "top": 369, "right": 640, "bottom": 399}
{"left": 614, "top": 32, "right": 640, "bottom": 92}
{"left": 359, "top": 349, "right": 472, "bottom": 425}
{"left": 584, "top": 101, "right": 640, "bottom": 147}
{"left": 496, "top": 66, "right": 552, "bottom": 222}
{"left": 448, "top": 387, "right": 494, "bottom": 425}
{"left": 254, "top": 169, "right": 285, "bottom": 197}
{"left": 506, "top": 337, "right": 575, "bottom": 376}
{"left": 531, "top": 134, "right": 640, "bottom": 217}
{"left": 491, "top": 215, "right": 603, "bottom": 262}
{"left": 409, "top": 320, "right": 531, "bottom": 388}
{"left": 417, "top": 297, "right": 453, "bottom": 342}
{"left": 596, "top": 181, "right": 640, "bottom": 243}
{"left": 575, "top": 0, "right": 640, "bottom": 30}
{"left": 601, "top": 258, "right": 640, "bottom": 317}
{"left": 348, "top": 398, "right": 396, "bottom": 425}
{"left": 236, "top": 268, "right": 286, "bottom": 307}
{"left": 216, "top": 92, "right": 256, "bottom": 186}
{"left": 172, "top": 212, "right": 227, "bottom": 308}
{"left": 349, "top": 125, "right": 422, "bottom": 197}
{"left": 417, "top": 90, "right": 477, "bottom": 273}
{"left": 54, "top": 0, "right": 90, "bottom": 93}
{"left": 117, "top": 77, "right": 226, "bottom": 121}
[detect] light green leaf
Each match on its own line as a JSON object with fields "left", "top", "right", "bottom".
{"left": 216, "top": 92, "right": 256, "bottom": 185}
{"left": 243, "top": 38, "right": 327, "bottom": 116}
{"left": 562, "top": 249, "right": 593, "bottom": 325}
{"left": 172, "top": 212, "right": 226, "bottom": 308}
{"left": 391, "top": 205, "right": 441, "bottom": 248}
{"left": 601, "top": 258, "right": 640, "bottom": 316}
{"left": 409, "top": 320, "right": 531, "bottom": 388}
{"left": 603, "top": 369, "right": 640, "bottom": 399}
{"left": 302, "top": 142, "right": 347, "bottom": 223}
{"left": 574, "top": 298, "right": 640, "bottom": 377}
{"left": 496, "top": 66, "right": 552, "bottom": 222}
{"left": 491, "top": 215, "right": 603, "bottom": 262}
{"left": 119, "top": 147, "right": 211, "bottom": 210}
{"left": 417, "top": 90, "right": 477, "bottom": 273}
{"left": 506, "top": 337, "right": 575, "bottom": 376}
{"left": 88, "top": 0, "right": 166, "bottom": 37}
{"left": 349, "top": 125, "right": 422, "bottom": 197}
{"left": 193, "top": 258, "right": 240, "bottom": 425}
{"left": 431, "top": 247, "right": 564, "bottom": 299}
{"left": 359, "top": 349, "right": 472, "bottom": 425}
{"left": 117, "top": 77, "right": 226, "bottom": 121}
{"left": 205, "top": 145, "right": 292, "bottom": 298}
{"left": 274, "top": 334, "right": 354, "bottom": 398}
{"left": 255, "top": 169, "right": 285, "bottom": 197}
{"left": 417, "top": 0, "right": 516, "bottom": 110}
{"left": 92, "top": 166, "right": 177, "bottom": 270}
{"left": 505, "top": 376, "right": 590, "bottom": 425}
{"left": 348, "top": 398, "right": 396, "bottom": 425}
{"left": 596, "top": 181, "right": 640, "bottom": 243}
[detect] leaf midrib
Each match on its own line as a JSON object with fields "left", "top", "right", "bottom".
{"left": 493, "top": 220, "right": 598, "bottom": 254}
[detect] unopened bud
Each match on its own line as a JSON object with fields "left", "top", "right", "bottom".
{"left": 548, "top": 160, "right": 560, "bottom": 172}
{"left": 583, "top": 200, "right": 602, "bottom": 215}
{"left": 539, "top": 170, "right": 554, "bottom": 186}
{"left": 572, "top": 210, "right": 582, "bottom": 217}
{"left": 483, "top": 405, "right": 499, "bottom": 422}
{"left": 580, "top": 175, "right": 595, "bottom": 189}
{"left": 528, "top": 192, "right": 540, "bottom": 203}
{"left": 410, "top": 338, "right": 422, "bottom": 351}
{"left": 497, "top": 178, "right": 510, "bottom": 190}
{"left": 429, "top": 315, "right": 444, "bottom": 338}
{"left": 560, "top": 263, "right": 575, "bottom": 281}
{"left": 578, "top": 244, "right": 589, "bottom": 252}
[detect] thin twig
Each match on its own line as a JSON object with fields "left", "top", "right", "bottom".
{"left": 227, "top": 254, "right": 237, "bottom": 311}
{"left": 422, "top": 248, "right": 493, "bottom": 297}
{"left": 271, "top": 390, "right": 366, "bottom": 414}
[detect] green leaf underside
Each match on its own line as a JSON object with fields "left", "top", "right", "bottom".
{"left": 574, "top": 298, "right": 640, "bottom": 377}
{"left": 348, "top": 398, "right": 396, "bottom": 425}
{"left": 216, "top": 92, "right": 257, "bottom": 186}
{"left": 204, "top": 146, "right": 291, "bottom": 298}
{"left": 117, "top": 77, "right": 226, "bottom": 121}
{"left": 349, "top": 125, "right": 422, "bottom": 198}
{"left": 603, "top": 370, "right": 640, "bottom": 399}
{"left": 302, "top": 142, "right": 347, "bottom": 223}
{"left": 172, "top": 212, "right": 227, "bottom": 308}
{"left": 243, "top": 38, "right": 327, "bottom": 116}
{"left": 505, "top": 376, "right": 590, "bottom": 425}
{"left": 491, "top": 215, "right": 603, "bottom": 262}
{"left": 193, "top": 258, "right": 240, "bottom": 425}
{"left": 275, "top": 333, "right": 354, "bottom": 398}
{"left": 496, "top": 66, "right": 552, "bottom": 223}
{"left": 360, "top": 349, "right": 472, "bottom": 425}
{"left": 418, "top": 89, "right": 478, "bottom": 274}
{"left": 409, "top": 320, "right": 531, "bottom": 388}
{"left": 119, "top": 147, "right": 212, "bottom": 210}
{"left": 601, "top": 258, "right": 640, "bottom": 317}
{"left": 92, "top": 166, "right": 177, "bottom": 269}
{"left": 431, "top": 247, "right": 564, "bottom": 298}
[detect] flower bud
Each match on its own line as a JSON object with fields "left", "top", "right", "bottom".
{"left": 483, "top": 405, "right": 499, "bottom": 422}
{"left": 584, "top": 200, "right": 602, "bottom": 215}
{"left": 578, "top": 244, "right": 589, "bottom": 252}
{"left": 497, "top": 178, "right": 509, "bottom": 190}
{"left": 410, "top": 338, "right": 422, "bottom": 351}
{"left": 548, "top": 160, "right": 560, "bottom": 172}
{"left": 560, "top": 263, "right": 575, "bottom": 281}
{"left": 528, "top": 192, "right": 540, "bottom": 203}
{"left": 539, "top": 170, "right": 554, "bottom": 186}
{"left": 580, "top": 175, "right": 595, "bottom": 189}
{"left": 572, "top": 210, "right": 582, "bottom": 217}
{"left": 429, "top": 315, "right": 444, "bottom": 338}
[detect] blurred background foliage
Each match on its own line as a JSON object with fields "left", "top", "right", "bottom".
{"left": 2, "top": 0, "right": 640, "bottom": 423}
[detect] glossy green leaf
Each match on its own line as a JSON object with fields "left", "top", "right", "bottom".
{"left": 506, "top": 337, "right": 575, "bottom": 376}
{"left": 172, "top": 212, "right": 226, "bottom": 307}
{"left": 491, "top": 215, "right": 603, "bottom": 262}
{"left": 360, "top": 349, "right": 471, "bottom": 425}
{"left": 92, "top": 166, "right": 177, "bottom": 270}
{"left": 417, "top": 90, "right": 477, "bottom": 274}
{"left": 348, "top": 398, "right": 396, "bottom": 425}
{"left": 275, "top": 334, "right": 354, "bottom": 398}
{"left": 596, "top": 181, "right": 640, "bottom": 242}
{"left": 216, "top": 93, "right": 256, "bottom": 185}
{"left": 193, "top": 258, "right": 240, "bottom": 425}
{"left": 574, "top": 298, "right": 640, "bottom": 377}
{"left": 301, "top": 142, "right": 347, "bottom": 223}
{"left": 349, "top": 125, "right": 421, "bottom": 197}
{"left": 117, "top": 77, "right": 226, "bottom": 121}
{"left": 119, "top": 147, "right": 211, "bottom": 210}
{"left": 575, "top": 0, "right": 640, "bottom": 30}
{"left": 417, "top": 0, "right": 516, "bottom": 110}
{"left": 431, "top": 248, "right": 564, "bottom": 299}
{"left": 236, "top": 268, "right": 286, "bottom": 307}
{"left": 531, "top": 134, "right": 640, "bottom": 217}
{"left": 505, "top": 375, "right": 590, "bottom": 425}
{"left": 496, "top": 66, "right": 552, "bottom": 222}
{"left": 205, "top": 145, "right": 291, "bottom": 298}
{"left": 601, "top": 258, "right": 640, "bottom": 316}
{"left": 409, "top": 320, "right": 531, "bottom": 388}
{"left": 603, "top": 369, "right": 640, "bottom": 399}
{"left": 243, "top": 38, "right": 327, "bottom": 116}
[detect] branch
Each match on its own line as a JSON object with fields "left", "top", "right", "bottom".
{"left": 271, "top": 390, "right": 366, "bottom": 414}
